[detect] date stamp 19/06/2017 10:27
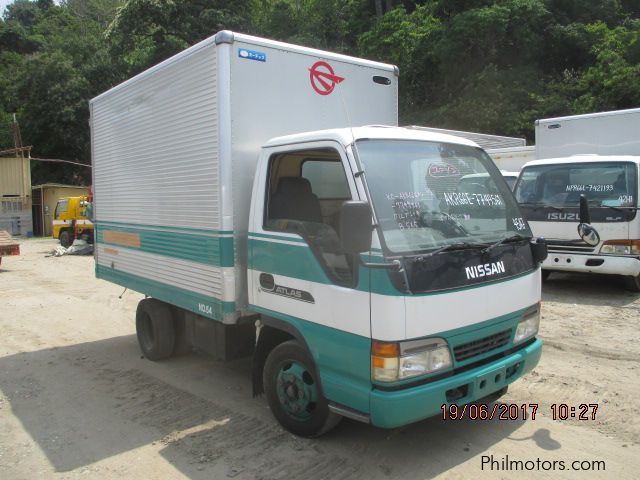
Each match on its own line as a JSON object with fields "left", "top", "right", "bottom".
{"left": 441, "top": 403, "right": 599, "bottom": 422}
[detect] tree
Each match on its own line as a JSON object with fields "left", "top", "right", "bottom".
{"left": 1, "top": 0, "right": 639, "bottom": 185}
{"left": 106, "top": 0, "right": 254, "bottom": 75}
{"left": 571, "top": 20, "right": 640, "bottom": 112}
{"left": 358, "top": 5, "right": 440, "bottom": 114}
{"left": 0, "top": 1, "right": 121, "bottom": 184}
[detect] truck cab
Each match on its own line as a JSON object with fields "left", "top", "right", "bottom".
{"left": 515, "top": 155, "right": 640, "bottom": 290}
{"left": 53, "top": 195, "right": 94, "bottom": 247}
{"left": 247, "top": 126, "right": 544, "bottom": 434}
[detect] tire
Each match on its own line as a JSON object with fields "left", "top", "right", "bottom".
{"left": 59, "top": 229, "right": 72, "bottom": 248}
{"left": 623, "top": 274, "right": 640, "bottom": 292}
{"left": 263, "top": 340, "right": 341, "bottom": 437}
{"left": 136, "top": 298, "right": 175, "bottom": 360}
{"left": 541, "top": 270, "right": 551, "bottom": 282}
{"left": 172, "top": 310, "right": 192, "bottom": 356}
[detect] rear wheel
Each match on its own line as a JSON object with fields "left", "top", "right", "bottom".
{"left": 172, "top": 311, "right": 192, "bottom": 356}
{"left": 59, "top": 229, "right": 72, "bottom": 248}
{"left": 263, "top": 340, "right": 341, "bottom": 437}
{"left": 623, "top": 274, "right": 640, "bottom": 292}
{"left": 136, "top": 298, "right": 175, "bottom": 360}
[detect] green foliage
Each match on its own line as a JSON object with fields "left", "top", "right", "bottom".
{"left": 0, "top": 0, "right": 639, "bottom": 185}
{"left": 107, "top": 0, "right": 254, "bottom": 74}
{"left": 572, "top": 20, "right": 640, "bottom": 111}
{"left": 0, "top": 0, "right": 121, "bottom": 184}
{"left": 252, "top": 0, "right": 374, "bottom": 52}
{"left": 358, "top": 5, "right": 440, "bottom": 111}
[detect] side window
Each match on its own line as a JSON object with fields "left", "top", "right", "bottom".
{"left": 301, "top": 161, "right": 351, "bottom": 199}
{"left": 264, "top": 148, "right": 357, "bottom": 287}
{"left": 54, "top": 200, "right": 67, "bottom": 219}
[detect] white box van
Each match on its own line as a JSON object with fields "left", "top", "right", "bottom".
{"left": 92, "top": 31, "right": 545, "bottom": 436}
{"left": 536, "top": 108, "right": 640, "bottom": 159}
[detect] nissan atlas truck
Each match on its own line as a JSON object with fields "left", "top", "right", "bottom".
{"left": 91, "top": 31, "right": 546, "bottom": 436}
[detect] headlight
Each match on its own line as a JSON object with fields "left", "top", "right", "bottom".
{"left": 372, "top": 338, "right": 452, "bottom": 382}
{"left": 600, "top": 240, "right": 640, "bottom": 255}
{"left": 514, "top": 303, "right": 540, "bottom": 344}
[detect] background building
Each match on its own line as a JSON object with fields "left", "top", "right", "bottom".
{"left": 0, "top": 147, "right": 33, "bottom": 236}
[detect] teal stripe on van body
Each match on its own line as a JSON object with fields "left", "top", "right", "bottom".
{"left": 250, "top": 306, "right": 534, "bottom": 405}
{"left": 249, "top": 237, "right": 333, "bottom": 285}
{"left": 249, "top": 234, "right": 535, "bottom": 297}
{"left": 96, "top": 264, "right": 236, "bottom": 321}
{"left": 250, "top": 305, "right": 372, "bottom": 415}
{"left": 97, "top": 221, "right": 235, "bottom": 267}
{"left": 97, "top": 220, "right": 233, "bottom": 235}
{"left": 249, "top": 231, "right": 307, "bottom": 244}
{"left": 249, "top": 236, "right": 402, "bottom": 295}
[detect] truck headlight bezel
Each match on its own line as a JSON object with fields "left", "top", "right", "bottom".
{"left": 599, "top": 239, "right": 640, "bottom": 255}
{"left": 372, "top": 338, "right": 452, "bottom": 383}
{"left": 514, "top": 303, "right": 540, "bottom": 345}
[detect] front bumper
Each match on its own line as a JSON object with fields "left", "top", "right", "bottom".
{"left": 543, "top": 252, "right": 640, "bottom": 276}
{"left": 369, "top": 338, "right": 542, "bottom": 428}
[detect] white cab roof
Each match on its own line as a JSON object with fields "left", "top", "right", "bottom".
{"left": 262, "top": 125, "right": 481, "bottom": 149}
{"left": 522, "top": 154, "right": 640, "bottom": 168}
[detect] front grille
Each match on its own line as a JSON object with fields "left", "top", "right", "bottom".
{"left": 453, "top": 329, "right": 512, "bottom": 362}
{"left": 546, "top": 239, "right": 595, "bottom": 254}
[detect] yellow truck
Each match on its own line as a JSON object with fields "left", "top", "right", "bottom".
{"left": 53, "top": 196, "right": 94, "bottom": 247}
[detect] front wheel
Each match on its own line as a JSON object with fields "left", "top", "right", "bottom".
{"left": 263, "top": 340, "right": 341, "bottom": 437}
{"left": 623, "top": 273, "right": 640, "bottom": 292}
{"left": 59, "top": 229, "right": 72, "bottom": 248}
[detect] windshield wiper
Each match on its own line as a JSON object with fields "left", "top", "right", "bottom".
{"left": 418, "top": 242, "right": 487, "bottom": 259}
{"left": 597, "top": 204, "right": 637, "bottom": 213}
{"left": 482, "top": 234, "right": 530, "bottom": 254}
{"left": 518, "top": 202, "right": 564, "bottom": 212}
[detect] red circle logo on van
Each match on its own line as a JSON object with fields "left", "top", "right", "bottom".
{"left": 309, "top": 61, "right": 345, "bottom": 95}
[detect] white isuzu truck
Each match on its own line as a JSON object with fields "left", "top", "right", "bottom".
{"left": 91, "top": 31, "right": 546, "bottom": 436}
{"left": 514, "top": 109, "right": 640, "bottom": 291}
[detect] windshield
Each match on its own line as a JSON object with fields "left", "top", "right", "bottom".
{"left": 515, "top": 161, "right": 637, "bottom": 209}
{"left": 502, "top": 175, "right": 518, "bottom": 190}
{"left": 357, "top": 139, "right": 531, "bottom": 254}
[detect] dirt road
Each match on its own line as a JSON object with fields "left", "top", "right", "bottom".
{"left": 1, "top": 238, "right": 639, "bottom": 479}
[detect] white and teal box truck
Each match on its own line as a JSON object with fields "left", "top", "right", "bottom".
{"left": 91, "top": 31, "right": 545, "bottom": 436}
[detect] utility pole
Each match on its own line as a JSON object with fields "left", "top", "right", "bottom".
{"left": 11, "top": 113, "right": 23, "bottom": 153}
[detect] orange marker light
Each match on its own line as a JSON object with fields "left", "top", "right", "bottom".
{"left": 371, "top": 341, "right": 399, "bottom": 358}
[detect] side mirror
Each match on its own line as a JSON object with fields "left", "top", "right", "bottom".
{"left": 579, "top": 194, "right": 591, "bottom": 224}
{"left": 531, "top": 238, "right": 548, "bottom": 264}
{"left": 340, "top": 201, "right": 373, "bottom": 253}
{"left": 578, "top": 194, "right": 600, "bottom": 246}
{"left": 578, "top": 223, "right": 600, "bottom": 246}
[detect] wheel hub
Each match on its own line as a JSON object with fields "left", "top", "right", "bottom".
{"left": 276, "top": 362, "right": 317, "bottom": 419}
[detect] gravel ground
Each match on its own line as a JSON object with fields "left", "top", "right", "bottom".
{"left": 0, "top": 238, "right": 638, "bottom": 479}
